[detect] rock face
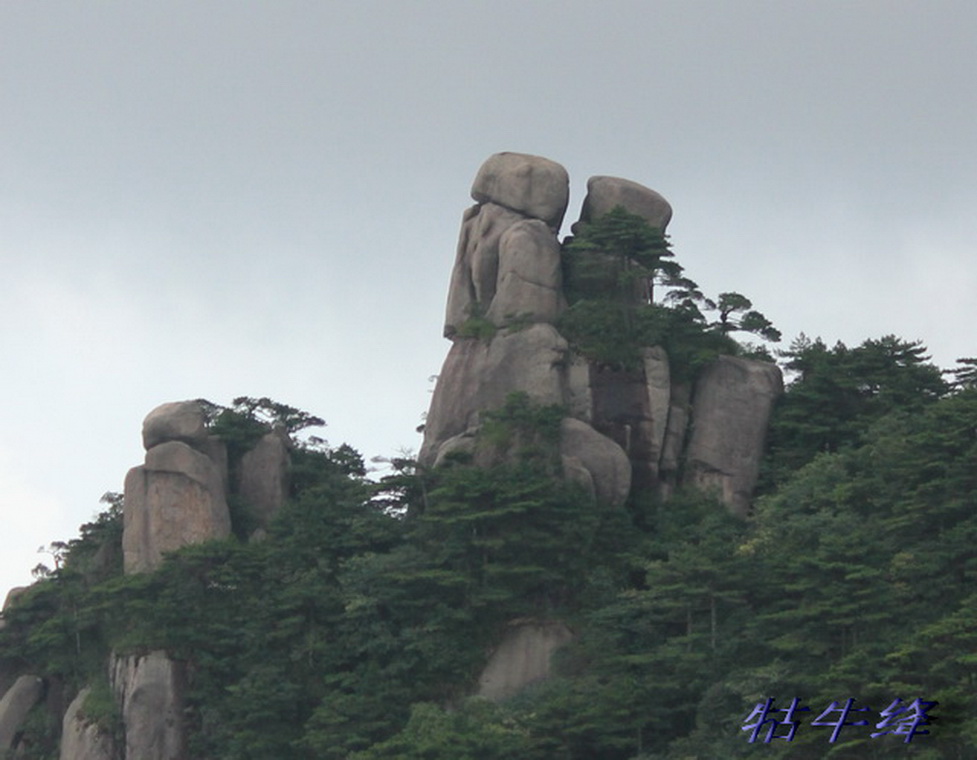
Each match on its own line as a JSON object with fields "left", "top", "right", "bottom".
{"left": 575, "top": 175, "right": 673, "bottom": 231}
{"left": 124, "top": 437, "right": 230, "bottom": 574}
{"left": 685, "top": 356, "right": 784, "bottom": 516}
{"left": 112, "top": 652, "right": 185, "bottom": 760}
{"left": 559, "top": 418, "right": 632, "bottom": 507}
{"left": 445, "top": 152, "right": 569, "bottom": 338}
{"left": 236, "top": 430, "right": 292, "bottom": 529}
{"left": 59, "top": 688, "right": 118, "bottom": 760}
{"left": 0, "top": 674, "right": 44, "bottom": 750}
{"left": 471, "top": 152, "right": 570, "bottom": 229}
{"left": 476, "top": 620, "right": 574, "bottom": 701}
{"left": 142, "top": 401, "right": 208, "bottom": 450}
{"left": 425, "top": 153, "right": 783, "bottom": 518}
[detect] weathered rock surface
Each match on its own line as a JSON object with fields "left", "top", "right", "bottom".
{"left": 237, "top": 430, "right": 291, "bottom": 528}
{"left": 420, "top": 324, "right": 569, "bottom": 466}
{"left": 658, "top": 381, "right": 691, "bottom": 500}
{"left": 476, "top": 619, "right": 573, "bottom": 701}
{"left": 124, "top": 440, "right": 230, "bottom": 574}
{"left": 59, "top": 688, "right": 118, "bottom": 760}
{"left": 112, "top": 651, "right": 185, "bottom": 760}
{"left": 559, "top": 418, "right": 632, "bottom": 507}
{"left": 685, "top": 356, "right": 783, "bottom": 516}
{"left": 643, "top": 346, "right": 671, "bottom": 471}
{"left": 0, "top": 674, "right": 44, "bottom": 750}
{"left": 471, "top": 152, "right": 570, "bottom": 229}
{"left": 576, "top": 175, "right": 673, "bottom": 231}
{"left": 485, "top": 219, "right": 563, "bottom": 327}
{"left": 445, "top": 203, "right": 528, "bottom": 335}
{"left": 142, "top": 401, "right": 208, "bottom": 451}
{"left": 429, "top": 153, "right": 782, "bottom": 516}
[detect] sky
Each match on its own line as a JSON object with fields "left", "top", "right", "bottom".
{"left": 2, "top": 1, "right": 975, "bottom": 600}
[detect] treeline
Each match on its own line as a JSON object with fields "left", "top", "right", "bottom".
{"left": 1, "top": 339, "right": 976, "bottom": 759}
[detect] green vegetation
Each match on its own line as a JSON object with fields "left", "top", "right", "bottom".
{"left": 2, "top": 336, "right": 974, "bottom": 757}
{"left": 559, "top": 206, "right": 780, "bottom": 376}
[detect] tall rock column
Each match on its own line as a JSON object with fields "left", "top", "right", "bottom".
{"left": 111, "top": 652, "right": 185, "bottom": 760}
{"left": 123, "top": 401, "right": 230, "bottom": 574}
{"left": 421, "top": 152, "right": 632, "bottom": 508}
{"left": 684, "top": 356, "right": 784, "bottom": 516}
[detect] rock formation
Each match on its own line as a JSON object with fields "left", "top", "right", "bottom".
{"left": 685, "top": 356, "right": 784, "bottom": 516}
{"left": 123, "top": 400, "right": 231, "bottom": 574}
{"left": 59, "top": 688, "right": 118, "bottom": 760}
{"left": 236, "top": 428, "right": 292, "bottom": 529}
{"left": 476, "top": 619, "right": 574, "bottom": 701}
{"left": 111, "top": 652, "right": 185, "bottom": 760}
{"left": 422, "top": 152, "right": 782, "bottom": 515}
{"left": 427, "top": 152, "right": 783, "bottom": 702}
{"left": 0, "top": 674, "right": 44, "bottom": 751}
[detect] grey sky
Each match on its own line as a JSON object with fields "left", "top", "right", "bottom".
{"left": 2, "top": 1, "right": 975, "bottom": 597}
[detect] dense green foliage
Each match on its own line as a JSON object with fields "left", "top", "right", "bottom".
{"left": 559, "top": 206, "right": 779, "bottom": 376}
{"left": 2, "top": 331, "right": 974, "bottom": 758}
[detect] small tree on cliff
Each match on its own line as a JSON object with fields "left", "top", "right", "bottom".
{"left": 565, "top": 205, "right": 679, "bottom": 305}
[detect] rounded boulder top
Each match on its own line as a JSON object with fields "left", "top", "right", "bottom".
{"left": 142, "top": 400, "right": 208, "bottom": 450}
{"left": 471, "top": 152, "right": 570, "bottom": 229}
{"left": 578, "top": 175, "right": 673, "bottom": 232}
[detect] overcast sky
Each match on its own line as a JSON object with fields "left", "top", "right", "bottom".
{"left": 2, "top": 1, "right": 975, "bottom": 599}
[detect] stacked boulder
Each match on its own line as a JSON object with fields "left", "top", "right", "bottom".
{"left": 423, "top": 152, "right": 633, "bottom": 507}
{"left": 422, "top": 151, "right": 783, "bottom": 517}
{"left": 123, "top": 401, "right": 231, "bottom": 574}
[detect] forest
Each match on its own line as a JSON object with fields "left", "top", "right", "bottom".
{"left": 1, "top": 212, "right": 975, "bottom": 759}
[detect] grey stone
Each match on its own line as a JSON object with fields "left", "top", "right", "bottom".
{"left": 564, "top": 352, "right": 593, "bottom": 423}
{"left": 485, "top": 219, "right": 563, "bottom": 327}
{"left": 111, "top": 651, "right": 185, "bottom": 760}
{"left": 685, "top": 356, "right": 783, "bottom": 516}
{"left": 0, "top": 675, "right": 44, "bottom": 750}
{"left": 658, "top": 381, "right": 691, "bottom": 501}
{"left": 237, "top": 431, "right": 291, "bottom": 528}
{"left": 642, "top": 346, "right": 671, "bottom": 471}
{"left": 444, "top": 203, "right": 527, "bottom": 337}
{"left": 559, "top": 418, "right": 632, "bottom": 507}
{"left": 142, "top": 401, "right": 208, "bottom": 450}
{"left": 471, "top": 152, "right": 570, "bottom": 229}
{"left": 476, "top": 619, "right": 573, "bottom": 701}
{"left": 576, "top": 175, "right": 673, "bottom": 232}
{"left": 431, "top": 432, "right": 478, "bottom": 468}
{"left": 59, "top": 688, "right": 118, "bottom": 760}
{"left": 123, "top": 442, "right": 230, "bottom": 574}
{"left": 420, "top": 324, "right": 569, "bottom": 466}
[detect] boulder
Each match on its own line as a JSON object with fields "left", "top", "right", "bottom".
{"left": 0, "top": 675, "right": 44, "bottom": 750}
{"left": 684, "top": 356, "right": 783, "bottom": 516}
{"left": 576, "top": 175, "right": 673, "bottom": 231}
{"left": 471, "top": 152, "right": 569, "bottom": 229}
{"left": 59, "top": 688, "right": 118, "bottom": 760}
{"left": 111, "top": 651, "right": 185, "bottom": 760}
{"left": 123, "top": 441, "right": 230, "bottom": 574}
{"left": 559, "top": 418, "right": 632, "bottom": 507}
{"left": 237, "top": 430, "right": 292, "bottom": 528}
{"left": 142, "top": 401, "right": 208, "bottom": 450}
{"left": 476, "top": 619, "right": 574, "bottom": 701}
{"left": 420, "top": 324, "right": 569, "bottom": 466}
{"left": 485, "top": 219, "right": 563, "bottom": 327}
